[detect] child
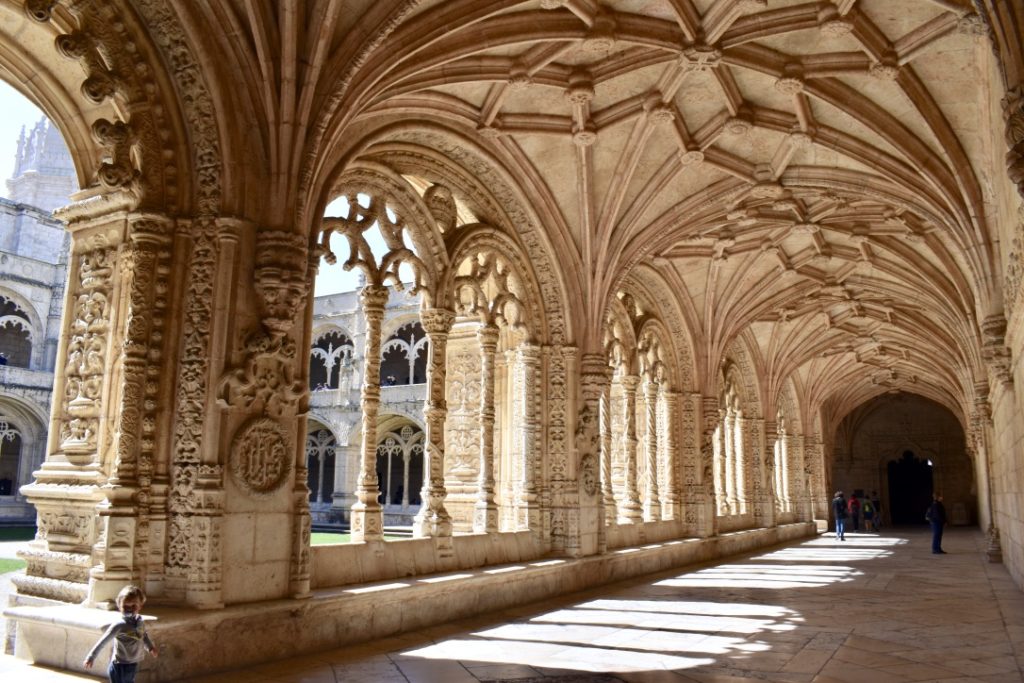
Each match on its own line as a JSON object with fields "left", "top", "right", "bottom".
{"left": 84, "top": 585, "right": 158, "bottom": 683}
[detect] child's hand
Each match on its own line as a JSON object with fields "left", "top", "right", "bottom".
{"left": 83, "top": 656, "right": 94, "bottom": 669}
{"left": 149, "top": 646, "right": 159, "bottom": 658}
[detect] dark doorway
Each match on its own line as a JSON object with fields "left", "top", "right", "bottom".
{"left": 887, "top": 450, "right": 933, "bottom": 525}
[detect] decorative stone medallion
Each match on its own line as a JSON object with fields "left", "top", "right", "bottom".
{"left": 580, "top": 453, "right": 599, "bottom": 497}
{"left": 230, "top": 418, "right": 292, "bottom": 495}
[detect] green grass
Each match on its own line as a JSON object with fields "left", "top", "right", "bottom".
{"left": 310, "top": 532, "right": 405, "bottom": 545}
{"left": 0, "top": 527, "right": 35, "bottom": 541}
{"left": 0, "top": 558, "right": 26, "bottom": 573}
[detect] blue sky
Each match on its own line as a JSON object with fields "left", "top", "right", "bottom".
{"left": 0, "top": 80, "right": 403, "bottom": 297}
{"left": 0, "top": 81, "right": 47, "bottom": 192}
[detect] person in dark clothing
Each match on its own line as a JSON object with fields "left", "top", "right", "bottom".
{"left": 847, "top": 493, "right": 861, "bottom": 532}
{"left": 926, "top": 493, "right": 947, "bottom": 554}
{"left": 831, "top": 491, "right": 847, "bottom": 541}
{"left": 871, "top": 490, "right": 882, "bottom": 531}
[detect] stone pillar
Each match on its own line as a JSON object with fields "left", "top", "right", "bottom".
{"left": 642, "top": 377, "right": 661, "bottom": 520}
{"left": 723, "top": 410, "right": 736, "bottom": 514}
{"left": 764, "top": 420, "right": 780, "bottom": 519}
{"left": 413, "top": 308, "right": 453, "bottom": 540}
{"left": 350, "top": 285, "right": 389, "bottom": 542}
{"left": 659, "top": 389, "right": 681, "bottom": 521}
{"left": 516, "top": 343, "right": 542, "bottom": 532}
{"left": 474, "top": 324, "right": 500, "bottom": 533}
{"left": 599, "top": 384, "right": 616, "bottom": 530}
{"left": 699, "top": 396, "right": 720, "bottom": 536}
{"left": 737, "top": 416, "right": 751, "bottom": 514}
{"left": 618, "top": 374, "right": 642, "bottom": 523}
{"left": 679, "top": 393, "right": 704, "bottom": 536}
{"left": 752, "top": 418, "right": 774, "bottom": 527}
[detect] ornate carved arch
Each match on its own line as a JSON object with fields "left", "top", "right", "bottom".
{"left": 308, "top": 123, "right": 576, "bottom": 346}
{"left": 620, "top": 267, "right": 696, "bottom": 392}
{"left": 441, "top": 225, "right": 546, "bottom": 344}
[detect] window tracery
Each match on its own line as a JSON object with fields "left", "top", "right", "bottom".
{"left": 309, "top": 331, "right": 355, "bottom": 390}
{"left": 0, "top": 295, "right": 34, "bottom": 368}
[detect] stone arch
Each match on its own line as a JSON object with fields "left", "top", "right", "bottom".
{"left": 441, "top": 225, "right": 545, "bottom": 345}
{"left": 722, "top": 336, "right": 763, "bottom": 419}
{"left": 307, "top": 122, "right": 577, "bottom": 347}
{"left": 17, "top": 1, "right": 205, "bottom": 214}
{"left": 621, "top": 267, "right": 696, "bottom": 393}
{"left": 321, "top": 160, "right": 449, "bottom": 305}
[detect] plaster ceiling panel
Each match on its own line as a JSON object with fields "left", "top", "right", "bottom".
{"left": 616, "top": 130, "right": 677, "bottom": 228}
{"left": 428, "top": 83, "right": 493, "bottom": 110}
{"left": 592, "top": 62, "right": 667, "bottom": 111}
{"left": 502, "top": 84, "right": 575, "bottom": 118}
{"left": 857, "top": 1, "right": 947, "bottom": 38}
{"left": 907, "top": 35, "right": 987, "bottom": 162}
{"left": 754, "top": 26, "right": 863, "bottom": 57}
{"left": 611, "top": 0, "right": 680, "bottom": 22}
{"left": 630, "top": 165, "right": 731, "bottom": 244}
{"left": 512, "top": 133, "right": 582, "bottom": 247}
{"left": 675, "top": 72, "right": 729, "bottom": 133}
{"left": 560, "top": 42, "right": 636, "bottom": 68}
{"left": 713, "top": 129, "right": 775, "bottom": 167}
{"left": 591, "top": 117, "right": 636, "bottom": 213}
{"left": 801, "top": 91, "right": 911, "bottom": 168}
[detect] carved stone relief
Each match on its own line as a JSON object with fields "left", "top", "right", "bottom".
{"left": 229, "top": 418, "right": 293, "bottom": 496}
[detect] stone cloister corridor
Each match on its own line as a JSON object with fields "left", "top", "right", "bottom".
{"left": 1, "top": 0, "right": 1024, "bottom": 679}
{"left": 2, "top": 528, "right": 1022, "bottom": 682}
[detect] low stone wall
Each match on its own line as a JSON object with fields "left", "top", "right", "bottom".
{"left": 5, "top": 522, "right": 815, "bottom": 681}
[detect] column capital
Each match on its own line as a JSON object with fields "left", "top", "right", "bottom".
{"left": 359, "top": 284, "right": 391, "bottom": 312}
{"left": 420, "top": 307, "right": 455, "bottom": 334}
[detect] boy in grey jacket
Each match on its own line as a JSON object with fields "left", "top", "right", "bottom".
{"left": 84, "top": 585, "right": 159, "bottom": 683}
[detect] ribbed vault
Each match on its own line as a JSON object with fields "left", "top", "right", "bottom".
{"left": 156, "top": 0, "right": 1008, "bottom": 447}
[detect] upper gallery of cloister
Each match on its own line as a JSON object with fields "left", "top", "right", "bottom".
{"left": 1, "top": 0, "right": 1023, "bottom": 679}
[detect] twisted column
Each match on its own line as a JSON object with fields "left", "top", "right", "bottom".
{"left": 599, "top": 386, "right": 616, "bottom": 524}
{"left": 516, "top": 343, "right": 542, "bottom": 531}
{"left": 660, "top": 389, "right": 680, "bottom": 520}
{"left": 350, "top": 285, "right": 389, "bottom": 542}
{"left": 413, "top": 308, "right": 454, "bottom": 539}
{"left": 642, "top": 377, "right": 661, "bottom": 520}
{"left": 619, "top": 374, "right": 643, "bottom": 522}
{"left": 474, "top": 324, "right": 500, "bottom": 533}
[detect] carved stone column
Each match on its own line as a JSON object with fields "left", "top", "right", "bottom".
{"left": 576, "top": 353, "right": 608, "bottom": 555}
{"left": 642, "top": 377, "right": 661, "bottom": 521}
{"left": 350, "top": 285, "right": 389, "bottom": 542}
{"left": 90, "top": 218, "right": 172, "bottom": 603}
{"left": 659, "top": 389, "right": 681, "bottom": 521}
{"left": 972, "top": 386, "right": 1002, "bottom": 563}
{"left": 599, "top": 384, "right": 616, "bottom": 530}
{"left": 699, "top": 396, "right": 720, "bottom": 536}
{"left": 722, "top": 410, "right": 736, "bottom": 513}
{"left": 474, "top": 324, "right": 500, "bottom": 533}
{"left": 618, "top": 374, "right": 642, "bottom": 523}
{"left": 764, "top": 420, "right": 780, "bottom": 519}
{"left": 788, "top": 434, "right": 810, "bottom": 521}
{"left": 516, "top": 343, "right": 542, "bottom": 532}
{"left": 17, "top": 198, "right": 176, "bottom": 609}
{"left": 750, "top": 418, "right": 773, "bottom": 527}
{"left": 413, "top": 308, "right": 454, "bottom": 541}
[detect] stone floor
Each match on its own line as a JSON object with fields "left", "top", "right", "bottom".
{"left": 1, "top": 527, "right": 1022, "bottom": 682}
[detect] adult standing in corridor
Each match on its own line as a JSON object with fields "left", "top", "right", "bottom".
{"left": 925, "top": 493, "right": 947, "bottom": 554}
{"left": 832, "top": 491, "right": 847, "bottom": 541}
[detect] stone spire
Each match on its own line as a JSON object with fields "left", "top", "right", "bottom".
{"left": 5, "top": 117, "right": 77, "bottom": 211}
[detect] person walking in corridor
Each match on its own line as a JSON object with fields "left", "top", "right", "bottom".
{"left": 925, "top": 493, "right": 947, "bottom": 554}
{"left": 847, "top": 493, "right": 861, "bottom": 532}
{"left": 832, "top": 491, "right": 847, "bottom": 541}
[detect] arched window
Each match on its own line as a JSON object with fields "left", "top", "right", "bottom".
{"left": 374, "top": 424, "right": 424, "bottom": 508}
{"left": 0, "top": 295, "right": 33, "bottom": 368}
{"left": 309, "top": 331, "right": 354, "bottom": 390}
{"left": 380, "top": 322, "right": 428, "bottom": 385}
{"left": 305, "top": 428, "right": 337, "bottom": 504}
{"left": 0, "top": 416, "right": 22, "bottom": 496}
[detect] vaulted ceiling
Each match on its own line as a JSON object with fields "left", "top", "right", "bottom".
{"left": 173, "top": 0, "right": 1008, "bottom": 427}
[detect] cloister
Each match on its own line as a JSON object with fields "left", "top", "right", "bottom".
{"left": 0, "top": 0, "right": 1022, "bottom": 680}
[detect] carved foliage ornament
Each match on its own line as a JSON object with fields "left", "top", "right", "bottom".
{"left": 230, "top": 418, "right": 292, "bottom": 496}
{"left": 61, "top": 246, "right": 115, "bottom": 458}
{"left": 220, "top": 329, "right": 305, "bottom": 417}
{"left": 255, "top": 231, "right": 309, "bottom": 336}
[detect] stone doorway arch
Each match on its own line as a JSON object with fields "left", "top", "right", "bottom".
{"left": 886, "top": 450, "right": 934, "bottom": 526}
